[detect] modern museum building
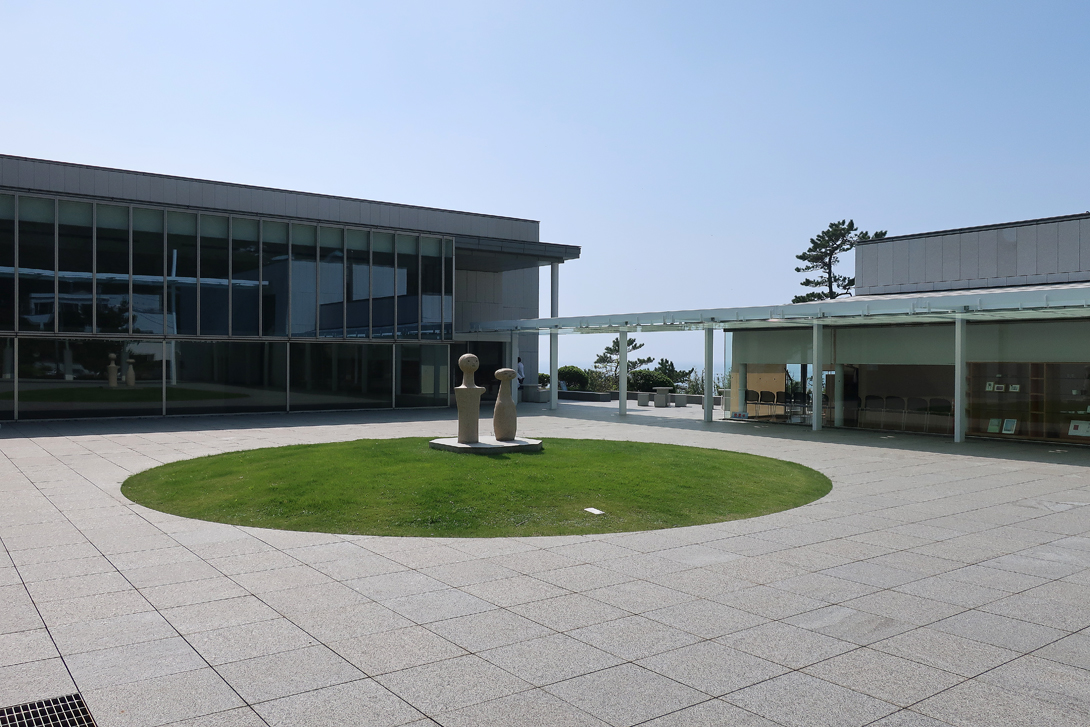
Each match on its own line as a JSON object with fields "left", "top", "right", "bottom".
{"left": 0, "top": 155, "right": 578, "bottom": 420}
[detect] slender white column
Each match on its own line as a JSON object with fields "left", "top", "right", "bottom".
{"left": 954, "top": 315, "right": 966, "bottom": 442}
{"left": 549, "top": 263, "right": 559, "bottom": 410}
{"left": 834, "top": 363, "right": 844, "bottom": 427}
{"left": 618, "top": 329, "right": 628, "bottom": 416}
{"left": 812, "top": 323, "right": 823, "bottom": 431}
{"left": 703, "top": 327, "right": 714, "bottom": 422}
{"left": 510, "top": 333, "right": 520, "bottom": 403}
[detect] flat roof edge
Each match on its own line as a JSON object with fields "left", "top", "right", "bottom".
{"left": 858, "top": 210, "right": 1090, "bottom": 245}
{"left": 0, "top": 153, "right": 540, "bottom": 225}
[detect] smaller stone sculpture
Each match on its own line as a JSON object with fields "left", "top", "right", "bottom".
{"left": 455, "top": 354, "right": 485, "bottom": 444}
{"left": 107, "top": 354, "right": 119, "bottom": 388}
{"left": 126, "top": 359, "right": 137, "bottom": 387}
{"left": 494, "top": 368, "right": 518, "bottom": 440}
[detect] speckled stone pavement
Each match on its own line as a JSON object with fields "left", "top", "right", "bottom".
{"left": 1, "top": 402, "right": 1088, "bottom": 726}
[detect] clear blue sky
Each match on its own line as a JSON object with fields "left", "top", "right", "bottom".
{"left": 2, "top": 1, "right": 1087, "bottom": 372}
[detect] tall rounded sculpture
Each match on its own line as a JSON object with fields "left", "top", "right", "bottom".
{"left": 493, "top": 368, "right": 518, "bottom": 441}
{"left": 455, "top": 354, "right": 485, "bottom": 444}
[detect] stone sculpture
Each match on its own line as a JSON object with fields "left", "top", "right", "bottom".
{"left": 455, "top": 353, "right": 485, "bottom": 444}
{"left": 107, "top": 354, "right": 119, "bottom": 388}
{"left": 493, "top": 368, "right": 518, "bottom": 441}
{"left": 126, "top": 359, "right": 137, "bottom": 387}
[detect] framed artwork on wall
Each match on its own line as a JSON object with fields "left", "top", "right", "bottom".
{"left": 994, "top": 384, "right": 1006, "bottom": 392}
{"left": 1002, "top": 419, "right": 1018, "bottom": 435}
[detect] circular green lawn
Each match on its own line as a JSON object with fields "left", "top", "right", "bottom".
{"left": 122, "top": 437, "right": 831, "bottom": 538}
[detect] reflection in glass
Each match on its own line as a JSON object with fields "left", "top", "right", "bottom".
{"left": 396, "top": 344, "right": 448, "bottom": 407}
{"left": 166, "top": 341, "right": 286, "bottom": 414}
{"left": 16, "top": 338, "right": 164, "bottom": 419}
{"left": 289, "top": 342, "right": 393, "bottom": 410}
{"left": 0, "top": 196, "right": 13, "bottom": 332}
{"left": 0, "top": 337, "right": 12, "bottom": 419}
{"left": 421, "top": 237, "right": 442, "bottom": 340}
{"left": 318, "top": 227, "right": 344, "bottom": 338}
{"left": 18, "top": 197, "right": 55, "bottom": 332}
{"left": 443, "top": 238, "right": 454, "bottom": 339}
{"left": 231, "top": 218, "right": 260, "bottom": 337}
{"left": 291, "top": 224, "right": 317, "bottom": 336}
{"left": 58, "top": 201, "right": 93, "bottom": 332}
{"left": 132, "top": 208, "right": 164, "bottom": 334}
{"left": 372, "top": 233, "right": 395, "bottom": 339}
{"left": 261, "top": 221, "right": 289, "bottom": 336}
{"left": 96, "top": 204, "right": 129, "bottom": 334}
{"left": 200, "top": 215, "right": 229, "bottom": 336}
{"left": 345, "top": 229, "right": 369, "bottom": 338}
{"left": 167, "top": 212, "right": 198, "bottom": 335}
{"left": 396, "top": 235, "right": 419, "bottom": 339}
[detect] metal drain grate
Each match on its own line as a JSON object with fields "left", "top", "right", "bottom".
{"left": 0, "top": 694, "right": 97, "bottom": 727}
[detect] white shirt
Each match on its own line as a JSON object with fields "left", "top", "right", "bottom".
{"left": 517, "top": 361, "right": 525, "bottom": 381}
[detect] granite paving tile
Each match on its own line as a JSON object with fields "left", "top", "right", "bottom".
{"left": 544, "top": 663, "right": 705, "bottom": 726}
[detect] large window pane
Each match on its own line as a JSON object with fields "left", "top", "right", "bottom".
{"left": 0, "top": 337, "right": 12, "bottom": 420}
{"left": 199, "top": 215, "right": 229, "bottom": 336}
{"left": 345, "top": 229, "right": 370, "bottom": 338}
{"left": 289, "top": 342, "right": 392, "bottom": 410}
{"left": 261, "top": 221, "right": 288, "bottom": 336}
{"left": 318, "top": 227, "right": 344, "bottom": 338}
{"left": 132, "top": 208, "right": 164, "bottom": 334}
{"left": 231, "top": 218, "right": 260, "bottom": 336}
{"left": 0, "top": 196, "right": 13, "bottom": 332}
{"left": 372, "top": 232, "right": 395, "bottom": 339}
{"left": 96, "top": 204, "right": 129, "bottom": 334}
{"left": 421, "top": 236, "right": 442, "bottom": 340}
{"left": 18, "top": 196, "right": 55, "bottom": 332}
{"left": 395, "top": 344, "right": 448, "bottom": 407}
{"left": 166, "top": 341, "right": 286, "bottom": 414}
{"left": 396, "top": 235, "right": 419, "bottom": 339}
{"left": 17, "top": 338, "right": 163, "bottom": 419}
{"left": 167, "top": 212, "right": 198, "bottom": 335}
{"left": 443, "top": 238, "right": 454, "bottom": 339}
{"left": 291, "top": 224, "right": 317, "bottom": 336}
{"left": 58, "top": 201, "right": 93, "bottom": 333}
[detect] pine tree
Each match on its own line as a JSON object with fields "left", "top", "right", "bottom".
{"left": 793, "top": 220, "right": 886, "bottom": 303}
{"left": 593, "top": 337, "right": 655, "bottom": 383}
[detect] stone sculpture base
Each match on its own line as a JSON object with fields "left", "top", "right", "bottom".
{"left": 429, "top": 436, "right": 542, "bottom": 454}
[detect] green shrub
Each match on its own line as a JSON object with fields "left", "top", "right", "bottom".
{"left": 538, "top": 372, "right": 550, "bottom": 386}
{"left": 628, "top": 369, "right": 675, "bottom": 392}
{"left": 558, "top": 365, "right": 589, "bottom": 391}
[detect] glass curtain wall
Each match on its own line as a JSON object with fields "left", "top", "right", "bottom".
{"left": 17, "top": 338, "right": 163, "bottom": 419}
{"left": 231, "top": 218, "right": 260, "bottom": 337}
{"left": 57, "top": 201, "right": 93, "bottom": 332}
{"left": 167, "top": 341, "right": 286, "bottom": 414}
{"left": 289, "top": 342, "right": 392, "bottom": 410}
{"left": 0, "top": 196, "right": 13, "bottom": 332}
{"left": 0, "top": 338, "right": 12, "bottom": 419}
{"left": 318, "top": 227, "right": 344, "bottom": 337}
{"left": 396, "top": 344, "right": 448, "bottom": 407}
{"left": 261, "top": 221, "right": 289, "bottom": 336}
{"left": 396, "top": 235, "right": 419, "bottom": 339}
{"left": 345, "top": 229, "right": 369, "bottom": 338}
{"left": 199, "top": 215, "right": 229, "bottom": 336}
{"left": 167, "top": 212, "right": 198, "bottom": 335}
{"left": 443, "top": 239, "right": 453, "bottom": 339}
{"left": 96, "top": 205, "right": 129, "bottom": 334}
{"left": 372, "top": 232, "right": 395, "bottom": 339}
{"left": 291, "top": 224, "right": 317, "bottom": 337}
{"left": 421, "top": 237, "right": 442, "bottom": 340}
{"left": 132, "top": 208, "right": 164, "bottom": 334}
{"left": 18, "top": 197, "right": 55, "bottom": 332}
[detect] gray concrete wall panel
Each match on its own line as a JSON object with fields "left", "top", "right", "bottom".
{"left": 941, "top": 234, "right": 960, "bottom": 281}
{"left": 924, "top": 237, "right": 943, "bottom": 281}
{"left": 978, "top": 228, "right": 998, "bottom": 279}
{"left": 877, "top": 243, "right": 894, "bottom": 285}
{"left": 892, "top": 238, "right": 910, "bottom": 284}
{"left": 1016, "top": 225, "right": 1037, "bottom": 276}
{"left": 997, "top": 227, "right": 1018, "bottom": 277}
{"left": 909, "top": 238, "right": 926, "bottom": 283}
{"left": 1036, "top": 222, "right": 1059, "bottom": 274}
{"left": 1082, "top": 219, "right": 1090, "bottom": 271}
{"left": 960, "top": 231, "right": 979, "bottom": 281}
{"left": 1058, "top": 221, "right": 1079, "bottom": 272}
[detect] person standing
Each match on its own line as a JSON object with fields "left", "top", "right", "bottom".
{"left": 516, "top": 357, "right": 525, "bottom": 388}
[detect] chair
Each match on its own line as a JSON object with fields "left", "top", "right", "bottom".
{"left": 928, "top": 398, "right": 953, "bottom": 434}
{"left": 860, "top": 395, "right": 884, "bottom": 429}
{"left": 883, "top": 396, "right": 906, "bottom": 430}
{"left": 745, "top": 389, "right": 759, "bottom": 417}
{"left": 759, "top": 391, "right": 776, "bottom": 418}
{"left": 904, "top": 397, "right": 929, "bottom": 432}
{"left": 776, "top": 390, "right": 788, "bottom": 418}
